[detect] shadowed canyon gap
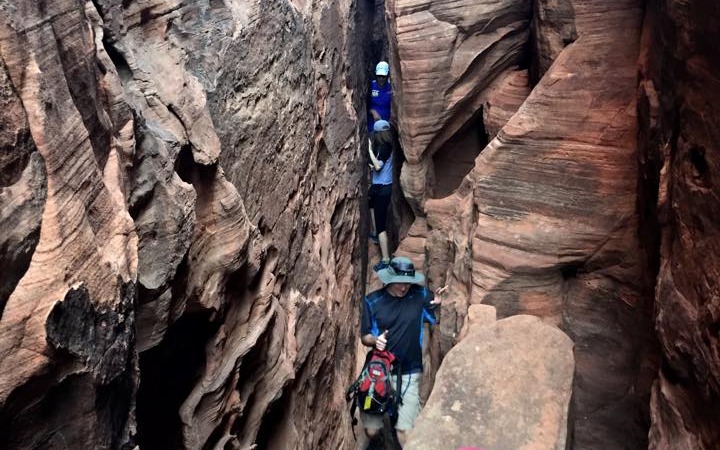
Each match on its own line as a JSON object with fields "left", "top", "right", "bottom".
{"left": 0, "top": 1, "right": 718, "bottom": 450}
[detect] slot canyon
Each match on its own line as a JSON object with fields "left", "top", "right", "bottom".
{"left": 0, "top": 0, "right": 717, "bottom": 449}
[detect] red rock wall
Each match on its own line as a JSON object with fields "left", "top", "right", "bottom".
{"left": 389, "top": 0, "right": 658, "bottom": 448}
{"left": 0, "top": 1, "right": 370, "bottom": 449}
{"left": 639, "top": 1, "right": 720, "bottom": 449}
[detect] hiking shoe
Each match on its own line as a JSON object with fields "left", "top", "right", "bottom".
{"left": 373, "top": 259, "right": 390, "bottom": 272}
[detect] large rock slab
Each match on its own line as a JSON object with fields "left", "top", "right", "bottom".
{"left": 406, "top": 314, "right": 574, "bottom": 450}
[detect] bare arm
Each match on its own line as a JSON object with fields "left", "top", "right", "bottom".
{"left": 367, "top": 140, "right": 382, "bottom": 171}
{"left": 361, "top": 333, "right": 377, "bottom": 347}
{"left": 361, "top": 330, "right": 388, "bottom": 350}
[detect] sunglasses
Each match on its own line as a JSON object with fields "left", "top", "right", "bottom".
{"left": 390, "top": 260, "right": 415, "bottom": 277}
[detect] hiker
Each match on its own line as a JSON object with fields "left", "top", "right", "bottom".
{"left": 368, "top": 119, "right": 394, "bottom": 272}
{"left": 368, "top": 61, "right": 392, "bottom": 132}
{"left": 359, "top": 257, "right": 444, "bottom": 447}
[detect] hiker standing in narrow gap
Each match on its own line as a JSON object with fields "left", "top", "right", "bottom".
{"left": 368, "top": 119, "right": 394, "bottom": 272}
{"left": 359, "top": 257, "right": 444, "bottom": 448}
{"left": 368, "top": 61, "right": 392, "bottom": 132}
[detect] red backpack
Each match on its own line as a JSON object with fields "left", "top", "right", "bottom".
{"left": 346, "top": 350, "right": 402, "bottom": 435}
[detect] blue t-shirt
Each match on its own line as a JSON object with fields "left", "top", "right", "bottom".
{"left": 361, "top": 285, "right": 438, "bottom": 374}
{"left": 368, "top": 79, "right": 392, "bottom": 132}
{"left": 371, "top": 140, "right": 393, "bottom": 186}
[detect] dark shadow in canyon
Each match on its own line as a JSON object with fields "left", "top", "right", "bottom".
{"left": 135, "top": 310, "right": 219, "bottom": 450}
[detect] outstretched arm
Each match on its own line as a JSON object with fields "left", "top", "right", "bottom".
{"left": 368, "top": 140, "right": 382, "bottom": 171}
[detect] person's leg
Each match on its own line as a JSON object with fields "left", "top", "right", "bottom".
{"left": 394, "top": 373, "right": 423, "bottom": 445}
{"left": 378, "top": 231, "right": 390, "bottom": 261}
{"left": 360, "top": 412, "right": 383, "bottom": 442}
{"left": 369, "top": 208, "right": 377, "bottom": 236}
{"left": 372, "top": 185, "right": 392, "bottom": 271}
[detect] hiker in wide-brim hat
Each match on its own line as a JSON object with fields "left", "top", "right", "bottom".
{"left": 357, "top": 256, "right": 446, "bottom": 448}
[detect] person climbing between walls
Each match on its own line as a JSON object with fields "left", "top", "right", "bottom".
{"left": 358, "top": 256, "right": 445, "bottom": 449}
{"left": 368, "top": 61, "right": 392, "bottom": 133}
{"left": 368, "top": 119, "right": 394, "bottom": 272}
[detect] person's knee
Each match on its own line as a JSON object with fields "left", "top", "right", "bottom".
{"left": 365, "top": 427, "right": 380, "bottom": 439}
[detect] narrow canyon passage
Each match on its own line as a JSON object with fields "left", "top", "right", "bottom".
{"left": 0, "top": 1, "right": 718, "bottom": 450}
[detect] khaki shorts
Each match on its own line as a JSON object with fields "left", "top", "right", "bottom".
{"left": 360, "top": 372, "right": 422, "bottom": 431}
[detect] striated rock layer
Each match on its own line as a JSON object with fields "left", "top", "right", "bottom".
{"left": 639, "top": 1, "right": 720, "bottom": 449}
{"left": 390, "top": 0, "right": 658, "bottom": 448}
{"left": 0, "top": 0, "right": 371, "bottom": 449}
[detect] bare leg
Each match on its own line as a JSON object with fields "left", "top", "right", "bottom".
{"left": 378, "top": 231, "right": 390, "bottom": 262}
{"left": 369, "top": 208, "right": 377, "bottom": 236}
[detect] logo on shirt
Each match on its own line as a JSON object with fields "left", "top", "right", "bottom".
{"left": 371, "top": 89, "right": 379, "bottom": 97}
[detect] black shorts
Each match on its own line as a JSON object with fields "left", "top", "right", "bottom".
{"left": 369, "top": 183, "right": 392, "bottom": 233}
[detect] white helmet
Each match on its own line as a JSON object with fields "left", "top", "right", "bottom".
{"left": 375, "top": 61, "right": 389, "bottom": 76}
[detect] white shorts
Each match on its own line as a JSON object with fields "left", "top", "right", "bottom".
{"left": 360, "top": 372, "right": 422, "bottom": 431}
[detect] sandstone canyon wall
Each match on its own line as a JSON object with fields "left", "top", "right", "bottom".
{"left": 1, "top": 0, "right": 719, "bottom": 449}
{"left": 0, "top": 0, "right": 372, "bottom": 449}
{"left": 386, "top": 0, "right": 717, "bottom": 448}
{"left": 639, "top": 1, "right": 720, "bottom": 449}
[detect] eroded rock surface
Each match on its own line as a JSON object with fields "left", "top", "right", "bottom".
{"left": 639, "top": 1, "right": 720, "bottom": 448}
{"left": 387, "top": 0, "right": 532, "bottom": 207}
{"left": 0, "top": 0, "right": 369, "bottom": 449}
{"left": 391, "top": 0, "right": 657, "bottom": 448}
{"left": 407, "top": 313, "right": 574, "bottom": 450}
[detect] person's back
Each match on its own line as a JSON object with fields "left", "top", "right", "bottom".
{"left": 368, "top": 61, "right": 392, "bottom": 132}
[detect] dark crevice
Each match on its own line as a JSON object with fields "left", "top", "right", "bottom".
{"left": 689, "top": 145, "right": 711, "bottom": 187}
{"left": 102, "top": 38, "right": 133, "bottom": 84}
{"left": 431, "top": 110, "right": 488, "bottom": 199}
{"left": 135, "top": 310, "right": 220, "bottom": 450}
{"left": 174, "top": 143, "right": 195, "bottom": 184}
{"left": 253, "top": 387, "right": 291, "bottom": 450}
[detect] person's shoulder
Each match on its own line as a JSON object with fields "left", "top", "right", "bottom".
{"left": 410, "top": 285, "right": 430, "bottom": 299}
{"left": 366, "top": 288, "right": 388, "bottom": 303}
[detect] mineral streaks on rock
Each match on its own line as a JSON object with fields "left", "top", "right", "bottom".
{"left": 417, "top": 0, "right": 655, "bottom": 448}
{"left": 387, "top": 0, "right": 532, "bottom": 207}
{"left": 0, "top": 0, "right": 365, "bottom": 449}
{"left": 530, "top": 0, "right": 578, "bottom": 83}
{"left": 0, "top": 1, "right": 138, "bottom": 447}
{"left": 640, "top": 1, "right": 720, "bottom": 448}
{"left": 406, "top": 314, "right": 574, "bottom": 450}
{"left": 0, "top": 60, "right": 46, "bottom": 319}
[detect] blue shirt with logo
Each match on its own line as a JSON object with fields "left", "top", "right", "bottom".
{"left": 368, "top": 79, "right": 392, "bottom": 132}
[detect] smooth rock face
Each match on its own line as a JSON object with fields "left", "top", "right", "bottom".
{"left": 392, "top": 0, "right": 657, "bottom": 448}
{"left": 386, "top": 0, "right": 532, "bottom": 208}
{"left": 406, "top": 314, "right": 574, "bottom": 450}
{"left": 0, "top": 0, "right": 369, "bottom": 449}
{"left": 639, "top": 1, "right": 720, "bottom": 448}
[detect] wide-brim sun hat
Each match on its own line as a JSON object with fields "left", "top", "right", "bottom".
{"left": 377, "top": 256, "right": 425, "bottom": 285}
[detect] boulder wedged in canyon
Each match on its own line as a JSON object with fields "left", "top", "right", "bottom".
{"left": 391, "top": 0, "right": 658, "bottom": 448}
{"left": 639, "top": 1, "right": 720, "bottom": 448}
{"left": 0, "top": 0, "right": 369, "bottom": 449}
{"left": 406, "top": 313, "right": 574, "bottom": 450}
